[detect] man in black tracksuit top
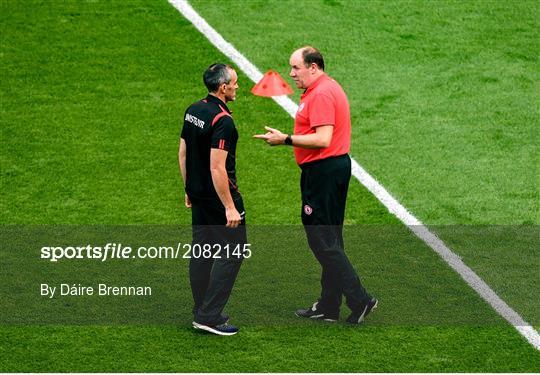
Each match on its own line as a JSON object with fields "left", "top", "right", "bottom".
{"left": 179, "top": 63, "right": 245, "bottom": 336}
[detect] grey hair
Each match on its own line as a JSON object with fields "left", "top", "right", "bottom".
{"left": 203, "top": 63, "right": 233, "bottom": 92}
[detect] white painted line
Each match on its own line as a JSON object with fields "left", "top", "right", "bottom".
{"left": 168, "top": 0, "right": 540, "bottom": 350}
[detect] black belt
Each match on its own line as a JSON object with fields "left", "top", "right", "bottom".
{"left": 299, "top": 154, "right": 349, "bottom": 170}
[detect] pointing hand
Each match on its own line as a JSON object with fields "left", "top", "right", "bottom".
{"left": 253, "top": 126, "right": 287, "bottom": 146}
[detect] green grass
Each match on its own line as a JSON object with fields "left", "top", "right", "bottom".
{"left": 185, "top": 0, "right": 540, "bottom": 327}
{"left": 189, "top": 0, "right": 539, "bottom": 225}
{"left": 1, "top": 0, "right": 539, "bottom": 372}
{"left": 188, "top": 0, "right": 540, "bottom": 341}
{"left": 2, "top": 326, "right": 539, "bottom": 372}
{"left": 0, "top": 226, "right": 521, "bottom": 326}
{"left": 0, "top": 0, "right": 392, "bottom": 225}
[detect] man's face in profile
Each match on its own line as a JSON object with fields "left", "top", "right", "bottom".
{"left": 223, "top": 68, "right": 238, "bottom": 102}
{"left": 289, "top": 50, "right": 311, "bottom": 89}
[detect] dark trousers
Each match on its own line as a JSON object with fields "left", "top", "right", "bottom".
{"left": 189, "top": 196, "right": 246, "bottom": 325}
{"left": 300, "top": 154, "right": 371, "bottom": 315}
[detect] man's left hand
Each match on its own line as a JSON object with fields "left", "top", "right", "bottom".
{"left": 253, "top": 126, "right": 287, "bottom": 146}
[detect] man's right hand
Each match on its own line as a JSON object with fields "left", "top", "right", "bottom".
{"left": 225, "top": 207, "right": 241, "bottom": 228}
{"left": 184, "top": 194, "right": 192, "bottom": 208}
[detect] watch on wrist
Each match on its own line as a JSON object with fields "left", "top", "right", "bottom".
{"left": 285, "top": 134, "right": 293, "bottom": 146}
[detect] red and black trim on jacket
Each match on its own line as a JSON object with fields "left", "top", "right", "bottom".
{"left": 181, "top": 94, "right": 240, "bottom": 201}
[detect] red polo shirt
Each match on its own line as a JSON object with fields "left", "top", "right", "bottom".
{"left": 294, "top": 74, "right": 351, "bottom": 165}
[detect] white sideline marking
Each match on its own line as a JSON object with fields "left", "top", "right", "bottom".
{"left": 169, "top": 0, "right": 540, "bottom": 350}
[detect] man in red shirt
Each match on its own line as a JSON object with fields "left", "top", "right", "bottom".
{"left": 255, "top": 46, "right": 377, "bottom": 324}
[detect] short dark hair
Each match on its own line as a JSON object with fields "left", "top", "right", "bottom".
{"left": 203, "top": 63, "right": 233, "bottom": 92}
{"left": 301, "top": 47, "right": 325, "bottom": 71}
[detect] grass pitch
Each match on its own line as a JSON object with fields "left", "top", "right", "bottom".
{"left": 1, "top": 0, "right": 539, "bottom": 372}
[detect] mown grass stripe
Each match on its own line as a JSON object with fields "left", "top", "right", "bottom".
{"left": 169, "top": 0, "right": 540, "bottom": 350}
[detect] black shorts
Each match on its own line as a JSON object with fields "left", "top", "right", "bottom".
{"left": 300, "top": 154, "right": 351, "bottom": 226}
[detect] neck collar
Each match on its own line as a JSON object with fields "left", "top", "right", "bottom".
{"left": 206, "top": 94, "right": 231, "bottom": 113}
{"left": 304, "top": 73, "right": 328, "bottom": 94}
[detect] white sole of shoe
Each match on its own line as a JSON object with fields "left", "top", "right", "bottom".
{"left": 294, "top": 312, "right": 337, "bottom": 322}
{"left": 357, "top": 299, "right": 379, "bottom": 324}
{"left": 192, "top": 321, "right": 238, "bottom": 336}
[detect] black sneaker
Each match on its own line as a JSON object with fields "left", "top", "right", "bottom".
{"left": 295, "top": 302, "right": 338, "bottom": 322}
{"left": 192, "top": 311, "right": 229, "bottom": 325}
{"left": 220, "top": 314, "right": 229, "bottom": 324}
{"left": 192, "top": 321, "right": 239, "bottom": 336}
{"left": 346, "top": 298, "right": 378, "bottom": 324}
